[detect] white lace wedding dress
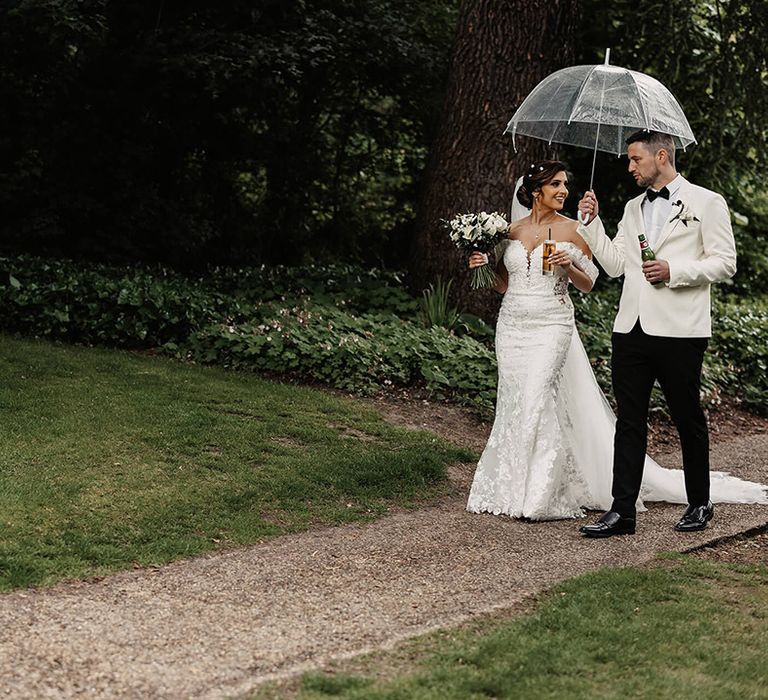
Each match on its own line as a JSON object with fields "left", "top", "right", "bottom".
{"left": 466, "top": 238, "right": 768, "bottom": 520}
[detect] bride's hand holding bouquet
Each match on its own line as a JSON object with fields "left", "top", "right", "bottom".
{"left": 444, "top": 211, "right": 509, "bottom": 289}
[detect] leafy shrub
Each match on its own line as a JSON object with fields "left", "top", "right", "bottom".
{"left": 184, "top": 305, "right": 497, "bottom": 411}
{"left": 208, "top": 264, "right": 420, "bottom": 316}
{"left": 572, "top": 288, "right": 618, "bottom": 395}
{"left": 710, "top": 297, "right": 768, "bottom": 414}
{"left": 0, "top": 257, "right": 223, "bottom": 346}
{"left": 0, "top": 256, "right": 498, "bottom": 411}
{"left": 1, "top": 256, "right": 765, "bottom": 415}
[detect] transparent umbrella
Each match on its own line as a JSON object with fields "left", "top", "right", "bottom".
{"left": 504, "top": 49, "right": 696, "bottom": 193}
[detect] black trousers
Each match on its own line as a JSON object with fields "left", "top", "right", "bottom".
{"left": 611, "top": 320, "right": 709, "bottom": 517}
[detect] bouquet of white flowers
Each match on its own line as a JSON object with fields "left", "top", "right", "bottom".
{"left": 444, "top": 211, "right": 509, "bottom": 289}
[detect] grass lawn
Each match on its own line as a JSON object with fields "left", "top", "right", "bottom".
{"left": 267, "top": 557, "right": 768, "bottom": 699}
{"left": 0, "top": 335, "right": 472, "bottom": 591}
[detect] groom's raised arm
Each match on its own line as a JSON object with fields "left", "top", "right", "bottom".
{"left": 576, "top": 203, "right": 629, "bottom": 278}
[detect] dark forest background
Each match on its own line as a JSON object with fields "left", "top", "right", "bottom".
{"left": 1, "top": 1, "right": 766, "bottom": 296}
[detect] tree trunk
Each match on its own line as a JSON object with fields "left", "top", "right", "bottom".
{"left": 409, "top": 0, "right": 580, "bottom": 321}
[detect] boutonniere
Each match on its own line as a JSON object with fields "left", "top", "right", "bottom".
{"left": 669, "top": 199, "right": 700, "bottom": 227}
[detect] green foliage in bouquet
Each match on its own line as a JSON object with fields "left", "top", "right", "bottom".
{"left": 444, "top": 212, "right": 509, "bottom": 289}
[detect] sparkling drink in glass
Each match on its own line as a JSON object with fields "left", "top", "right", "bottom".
{"left": 542, "top": 236, "right": 556, "bottom": 276}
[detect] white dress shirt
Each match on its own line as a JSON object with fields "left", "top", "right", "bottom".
{"left": 642, "top": 174, "right": 683, "bottom": 248}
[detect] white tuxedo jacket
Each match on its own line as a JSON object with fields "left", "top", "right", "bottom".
{"left": 577, "top": 176, "right": 737, "bottom": 337}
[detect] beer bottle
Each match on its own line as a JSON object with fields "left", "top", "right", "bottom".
{"left": 638, "top": 234, "right": 664, "bottom": 287}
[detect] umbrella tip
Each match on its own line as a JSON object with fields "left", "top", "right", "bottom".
{"left": 604, "top": 48, "right": 611, "bottom": 65}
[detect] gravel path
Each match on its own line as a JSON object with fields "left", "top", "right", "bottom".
{"left": 1, "top": 430, "right": 766, "bottom": 699}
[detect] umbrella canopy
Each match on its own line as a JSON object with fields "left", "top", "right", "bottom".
{"left": 504, "top": 60, "right": 696, "bottom": 156}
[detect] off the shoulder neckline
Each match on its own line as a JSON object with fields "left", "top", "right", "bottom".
{"left": 507, "top": 239, "right": 578, "bottom": 255}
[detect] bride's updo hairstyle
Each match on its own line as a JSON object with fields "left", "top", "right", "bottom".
{"left": 516, "top": 160, "right": 567, "bottom": 208}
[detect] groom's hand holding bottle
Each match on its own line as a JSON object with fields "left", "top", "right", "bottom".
{"left": 641, "top": 259, "right": 670, "bottom": 285}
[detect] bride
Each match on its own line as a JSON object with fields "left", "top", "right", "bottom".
{"left": 466, "top": 160, "right": 767, "bottom": 520}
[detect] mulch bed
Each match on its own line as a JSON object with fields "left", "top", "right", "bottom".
{"left": 690, "top": 524, "right": 768, "bottom": 566}
{"left": 363, "top": 386, "right": 768, "bottom": 458}
{"left": 650, "top": 398, "right": 768, "bottom": 454}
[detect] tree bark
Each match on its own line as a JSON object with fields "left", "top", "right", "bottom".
{"left": 409, "top": 0, "right": 580, "bottom": 321}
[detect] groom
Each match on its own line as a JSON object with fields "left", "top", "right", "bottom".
{"left": 575, "top": 130, "right": 737, "bottom": 537}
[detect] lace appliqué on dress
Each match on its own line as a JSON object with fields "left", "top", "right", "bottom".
{"left": 467, "top": 241, "right": 591, "bottom": 520}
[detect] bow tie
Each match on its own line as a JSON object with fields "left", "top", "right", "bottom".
{"left": 646, "top": 186, "right": 670, "bottom": 202}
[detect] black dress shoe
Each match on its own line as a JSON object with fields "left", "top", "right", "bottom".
{"left": 579, "top": 511, "right": 636, "bottom": 538}
{"left": 674, "top": 501, "right": 714, "bottom": 532}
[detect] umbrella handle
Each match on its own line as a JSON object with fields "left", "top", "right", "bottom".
{"left": 577, "top": 192, "right": 595, "bottom": 226}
